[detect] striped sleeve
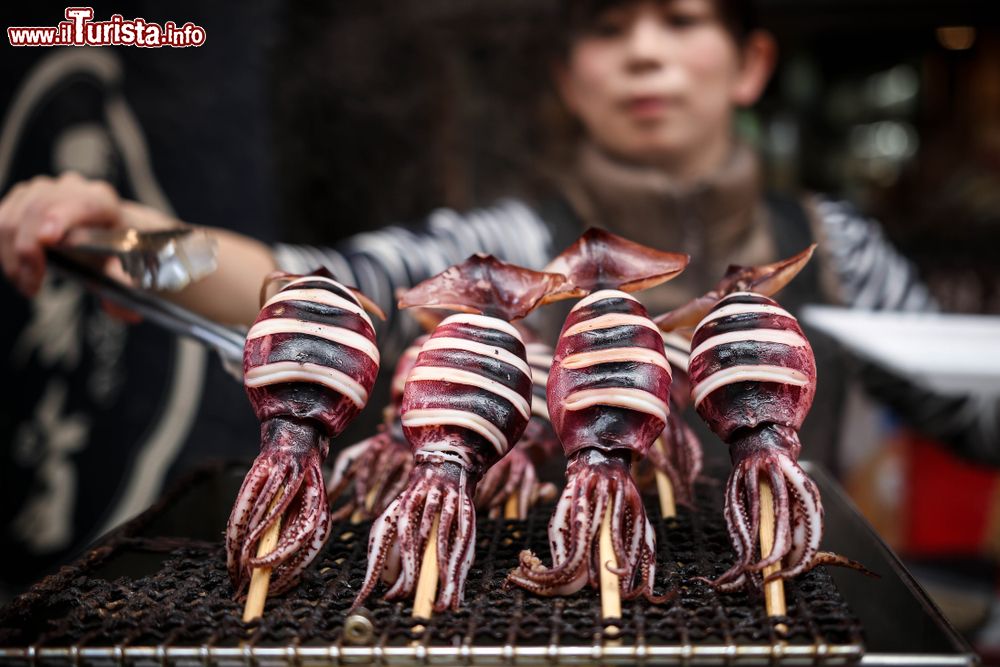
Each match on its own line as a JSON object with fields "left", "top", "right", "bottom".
{"left": 272, "top": 199, "right": 553, "bottom": 358}
{"left": 813, "top": 197, "right": 938, "bottom": 312}
{"left": 813, "top": 196, "right": 1000, "bottom": 466}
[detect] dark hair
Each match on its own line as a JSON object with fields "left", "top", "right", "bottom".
{"left": 556, "top": 0, "right": 758, "bottom": 54}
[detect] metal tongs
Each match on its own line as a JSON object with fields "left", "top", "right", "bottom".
{"left": 48, "top": 226, "right": 246, "bottom": 380}
{"left": 58, "top": 226, "right": 219, "bottom": 291}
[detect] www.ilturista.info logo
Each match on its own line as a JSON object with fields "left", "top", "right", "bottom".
{"left": 8, "top": 7, "right": 206, "bottom": 47}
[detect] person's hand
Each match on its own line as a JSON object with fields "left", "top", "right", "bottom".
{"left": 1, "top": 171, "right": 278, "bottom": 327}
{"left": 0, "top": 171, "right": 125, "bottom": 297}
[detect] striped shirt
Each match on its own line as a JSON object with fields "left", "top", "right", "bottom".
{"left": 813, "top": 197, "right": 938, "bottom": 312}
{"left": 274, "top": 199, "right": 551, "bottom": 361}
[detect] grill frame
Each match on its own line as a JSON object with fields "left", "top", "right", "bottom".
{"left": 0, "top": 462, "right": 977, "bottom": 667}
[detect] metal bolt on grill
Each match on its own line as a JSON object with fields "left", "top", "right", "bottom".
{"left": 0, "top": 463, "right": 867, "bottom": 666}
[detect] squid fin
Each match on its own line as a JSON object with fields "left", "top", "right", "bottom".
{"left": 346, "top": 286, "right": 387, "bottom": 321}
{"left": 398, "top": 253, "right": 579, "bottom": 321}
{"left": 654, "top": 292, "right": 721, "bottom": 332}
{"left": 718, "top": 244, "right": 816, "bottom": 299}
{"left": 544, "top": 228, "right": 688, "bottom": 294}
{"left": 654, "top": 244, "right": 816, "bottom": 332}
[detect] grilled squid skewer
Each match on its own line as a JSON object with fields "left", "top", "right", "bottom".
{"left": 672, "top": 247, "right": 871, "bottom": 599}
{"left": 507, "top": 229, "right": 688, "bottom": 607}
{"left": 689, "top": 291, "right": 819, "bottom": 592}
{"left": 354, "top": 255, "right": 572, "bottom": 613}
{"left": 229, "top": 270, "right": 382, "bottom": 609}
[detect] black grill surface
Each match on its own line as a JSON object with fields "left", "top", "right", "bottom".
{"left": 0, "top": 464, "right": 864, "bottom": 663}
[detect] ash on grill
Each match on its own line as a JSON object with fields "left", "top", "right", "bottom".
{"left": 0, "top": 470, "right": 862, "bottom": 655}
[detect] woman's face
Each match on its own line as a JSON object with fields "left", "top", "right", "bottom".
{"left": 558, "top": 0, "right": 768, "bottom": 173}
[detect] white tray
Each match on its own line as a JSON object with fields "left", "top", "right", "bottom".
{"left": 801, "top": 305, "right": 1000, "bottom": 396}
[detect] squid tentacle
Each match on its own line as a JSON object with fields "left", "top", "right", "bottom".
{"left": 773, "top": 551, "right": 879, "bottom": 582}
{"left": 607, "top": 478, "right": 630, "bottom": 578}
{"left": 226, "top": 460, "right": 271, "bottom": 582}
{"left": 710, "top": 443, "right": 866, "bottom": 591}
{"left": 746, "top": 463, "right": 791, "bottom": 572}
{"left": 384, "top": 475, "right": 429, "bottom": 598}
{"left": 496, "top": 453, "right": 528, "bottom": 508}
{"left": 702, "top": 460, "right": 752, "bottom": 589}
{"left": 244, "top": 461, "right": 304, "bottom": 551}
{"left": 646, "top": 411, "right": 703, "bottom": 508}
{"left": 354, "top": 495, "right": 404, "bottom": 606}
{"left": 245, "top": 463, "right": 290, "bottom": 536}
{"left": 258, "top": 488, "right": 332, "bottom": 592}
{"left": 519, "top": 489, "right": 593, "bottom": 587}
{"left": 762, "top": 454, "right": 824, "bottom": 580}
{"left": 248, "top": 465, "right": 327, "bottom": 570}
{"left": 507, "top": 450, "right": 666, "bottom": 601}
{"left": 475, "top": 444, "right": 548, "bottom": 520}
{"left": 328, "top": 430, "right": 414, "bottom": 523}
{"left": 228, "top": 444, "right": 330, "bottom": 595}
{"left": 439, "top": 473, "right": 477, "bottom": 610}
{"left": 326, "top": 436, "right": 375, "bottom": 502}
{"left": 352, "top": 462, "right": 477, "bottom": 612}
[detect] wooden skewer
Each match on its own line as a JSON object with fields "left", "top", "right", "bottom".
{"left": 598, "top": 504, "right": 621, "bottom": 640}
{"left": 351, "top": 484, "right": 382, "bottom": 524}
{"left": 412, "top": 512, "right": 441, "bottom": 622}
{"left": 653, "top": 438, "right": 676, "bottom": 519}
{"left": 759, "top": 479, "right": 788, "bottom": 632}
{"left": 503, "top": 493, "right": 519, "bottom": 519}
{"left": 243, "top": 491, "right": 284, "bottom": 622}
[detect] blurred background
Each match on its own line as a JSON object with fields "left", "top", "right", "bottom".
{"left": 1, "top": 0, "right": 999, "bottom": 658}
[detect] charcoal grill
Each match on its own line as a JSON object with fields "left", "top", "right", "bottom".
{"left": 0, "top": 461, "right": 976, "bottom": 666}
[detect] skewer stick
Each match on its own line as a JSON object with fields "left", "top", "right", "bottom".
{"left": 243, "top": 490, "right": 284, "bottom": 622}
{"left": 598, "top": 504, "right": 621, "bottom": 639}
{"left": 351, "top": 484, "right": 382, "bottom": 524}
{"left": 412, "top": 512, "right": 441, "bottom": 621}
{"left": 654, "top": 438, "right": 676, "bottom": 518}
{"left": 503, "top": 493, "right": 519, "bottom": 519}
{"left": 759, "top": 479, "right": 788, "bottom": 631}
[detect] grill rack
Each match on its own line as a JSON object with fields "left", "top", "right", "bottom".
{"left": 0, "top": 462, "right": 970, "bottom": 666}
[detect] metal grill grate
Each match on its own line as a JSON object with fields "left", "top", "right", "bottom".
{"left": 0, "top": 465, "right": 864, "bottom": 665}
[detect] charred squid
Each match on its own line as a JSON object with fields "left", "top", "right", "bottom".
{"left": 507, "top": 228, "right": 688, "bottom": 600}
{"left": 228, "top": 269, "right": 383, "bottom": 595}
{"left": 354, "top": 254, "right": 572, "bottom": 611}
{"left": 666, "top": 247, "right": 869, "bottom": 590}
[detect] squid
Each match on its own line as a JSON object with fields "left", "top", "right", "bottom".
{"left": 507, "top": 228, "right": 688, "bottom": 600}
{"left": 326, "top": 336, "right": 426, "bottom": 522}
{"left": 354, "top": 254, "right": 573, "bottom": 611}
{"left": 227, "top": 269, "right": 383, "bottom": 595}
{"left": 474, "top": 341, "right": 560, "bottom": 518}
{"left": 662, "top": 247, "right": 869, "bottom": 590}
